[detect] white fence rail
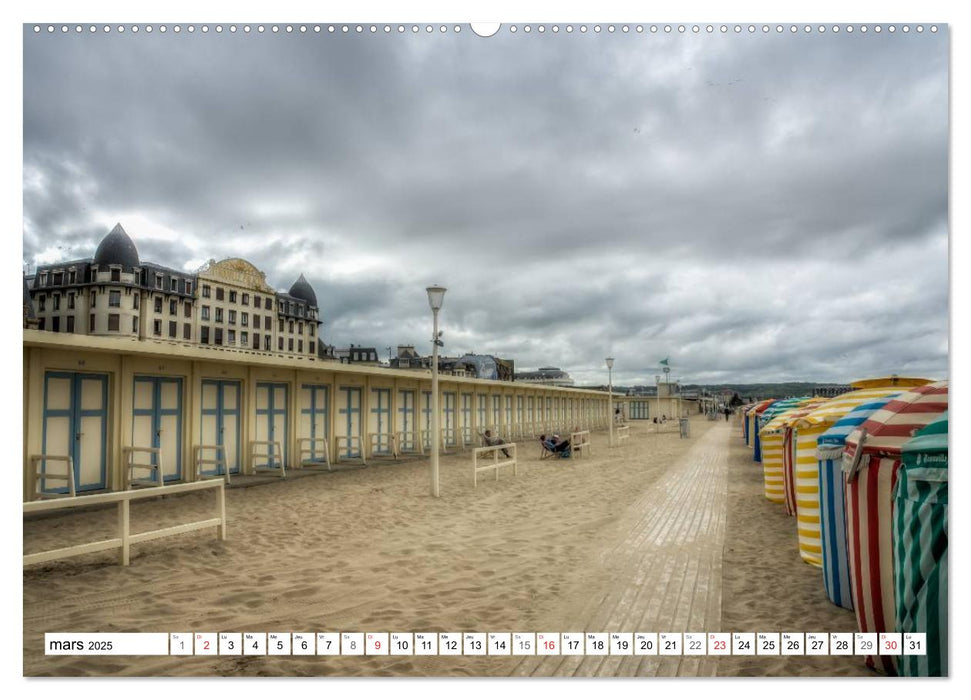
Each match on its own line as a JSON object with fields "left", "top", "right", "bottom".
{"left": 472, "top": 443, "right": 518, "bottom": 487}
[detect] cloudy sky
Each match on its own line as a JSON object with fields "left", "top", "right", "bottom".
{"left": 22, "top": 23, "right": 949, "bottom": 386}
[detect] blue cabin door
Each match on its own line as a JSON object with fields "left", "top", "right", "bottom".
{"left": 200, "top": 379, "right": 241, "bottom": 475}
{"left": 255, "top": 382, "right": 289, "bottom": 468}
{"left": 42, "top": 371, "right": 108, "bottom": 492}
{"left": 132, "top": 376, "right": 183, "bottom": 482}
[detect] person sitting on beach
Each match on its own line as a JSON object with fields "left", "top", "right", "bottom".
{"left": 541, "top": 434, "right": 571, "bottom": 458}
{"left": 483, "top": 429, "right": 511, "bottom": 458}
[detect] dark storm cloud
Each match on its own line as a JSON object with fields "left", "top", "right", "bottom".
{"left": 23, "top": 25, "right": 949, "bottom": 385}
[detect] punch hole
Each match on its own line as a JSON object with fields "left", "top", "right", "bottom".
{"left": 719, "top": 26, "right": 727, "bottom": 33}
{"left": 201, "top": 26, "right": 208, "bottom": 33}
{"left": 510, "top": 25, "right": 517, "bottom": 33}
{"left": 930, "top": 25, "right": 938, "bottom": 32}
{"left": 762, "top": 25, "right": 769, "bottom": 33}
{"left": 131, "top": 25, "right": 138, "bottom": 33}
{"left": 818, "top": 25, "right": 825, "bottom": 33}
{"left": 888, "top": 25, "right": 896, "bottom": 33}
{"left": 833, "top": 25, "right": 840, "bottom": 33}
{"left": 32, "top": 25, "right": 39, "bottom": 32}
{"left": 75, "top": 25, "right": 83, "bottom": 32}
{"left": 707, "top": 25, "right": 714, "bottom": 33}
{"left": 691, "top": 26, "right": 699, "bottom": 33}
{"left": 580, "top": 25, "right": 588, "bottom": 33}
{"left": 903, "top": 26, "right": 910, "bottom": 33}
{"left": 875, "top": 26, "right": 882, "bottom": 33}
{"left": 145, "top": 25, "right": 153, "bottom": 33}
{"left": 159, "top": 25, "right": 166, "bottom": 33}
{"left": 747, "top": 25, "right": 755, "bottom": 33}
{"left": 917, "top": 26, "right": 924, "bottom": 32}
{"left": 860, "top": 25, "right": 868, "bottom": 33}
{"left": 677, "top": 25, "right": 684, "bottom": 33}
{"left": 636, "top": 25, "right": 643, "bottom": 33}
{"left": 846, "top": 26, "right": 854, "bottom": 33}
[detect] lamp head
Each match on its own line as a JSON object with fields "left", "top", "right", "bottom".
{"left": 605, "top": 356, "right": 615, "bottom": 370}
{"left": 426, "top": 285, "right": 447, "bottom": 311}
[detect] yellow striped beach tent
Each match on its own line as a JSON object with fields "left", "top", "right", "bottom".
{"left": 816, "top": 397, "right": 899, "bottom": 610}
{"left": 842, "top": 381, "right": 948, "bottom": 675}
{"left": 758, "top": 398, "right": 826, "bottom": 506}
{"left": 894, "top": 412, "right": 948, "bottom": 677}
{"left": 788, "top": 377, "right": 929, "bottom": 567}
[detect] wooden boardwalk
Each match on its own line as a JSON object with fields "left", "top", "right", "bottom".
{"left": 510, "top": 421, "right": 731, "bottom": 677}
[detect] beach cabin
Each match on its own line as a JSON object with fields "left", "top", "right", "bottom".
{"left": 842, "top": 381, "right": 948, "bottom": 675}
{"left": 895, "top": 412, "right": 948, "bottom": 677}
{"left": 814, "top": 397, "right": 898, "bottom": 610}
{"left": 758, "top": 398, "right": 823, "bottom": 505}
{"left": 788, "top": 377, "right": 928, "bottom": 568}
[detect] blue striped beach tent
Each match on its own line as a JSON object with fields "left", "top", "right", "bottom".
{"left": 754, "top": 397, "right": 806, "bottom": 464}
{"left": 746, "top": 400, "right": 776, "bottom": 457}
{"left": 815, "top": 397, "right": 897, "bottom": 610}
{"left": 895, "top": 412, "right": 948, "bottom": 677}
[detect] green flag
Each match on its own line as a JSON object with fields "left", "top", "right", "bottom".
{"left": 659, "top": 358, "right": 669, "bottom": 366}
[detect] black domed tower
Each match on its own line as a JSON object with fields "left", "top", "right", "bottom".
{"left": 288, "top": 273, "right": 318, "bottom": 307}
{"left": 93, "top": 223, "right": 140, "bottom": 271}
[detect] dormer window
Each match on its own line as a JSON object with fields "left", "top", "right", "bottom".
{"left": 171, "top": 277, "right": 178, "bottom": 292}
{"left": 39, "top": 272, "right": 48, "bottom": 286}
{"left": 111, "top": 267, "right": 121, "bottom": 282}
{"left": 52, "top": 272, "right": 63, "bottom": 285}
{"left": 68, "top": 270, "right": 76, "bottom": 284}
{"left": 185, "top": 281, "right": 193, "bottom": 295}
{"left": 155, "top": 274, "right": 163, "bottom": 289}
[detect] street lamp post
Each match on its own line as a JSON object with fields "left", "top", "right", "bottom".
{"left": 426, "top": 285, "right": 446, "bottom": 498}
{"left": 655, "top": 374, "right": 661, "bottom": 432}
{"left": 606, "top": 357, "right": 615, "bottom": 447}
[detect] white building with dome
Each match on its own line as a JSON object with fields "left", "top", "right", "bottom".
{"left": 27, "top": 223, "right": 322, "bottom": 360}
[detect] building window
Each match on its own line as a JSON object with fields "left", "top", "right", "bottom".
{"left": 53, "top": 294, "right": 61, "bottom": 311}
{"left": 108, "top": 314, "right": 120, "bottom": 332}
{"left": 289, "top": 338, "right": 294, "bottom": 352}
{"left": 214, "top": 327, "right": 223, "bottom": 345}
{"left": 133, "top": 294, "right": 140, "bottom": 310}
{"left": 215, "top": 308, "right": 223, "bottom": 323}
{"left": 352, "top": 351, "right": 359, "bottom": 361}
{"left": 224, "top": 330, "right": 234, "bottom": 345}
{"left": 298, "top": 322, "right": 303, "bottom": 334}
{"left": 241, "top": 312, "right": 248, "bottom": 327}
{"left": 110, "top": 268, "right": 120, "bottom": 282}
{"left": 90, "top": 291, "right": 96, "bottom": 308}
{"left": 253, "top": 334, "right": 260, "bottom": 349}
{"left": 38, "top": 295, "right": 46, "bottom": 312}
{"left": 254, "top": 295, "right": 261, "bottom": 308}
{"left": 264, "top": 335, "right": 271, "bottom": 351}
{"left": 68, "top": 293, "right": 75, "bottom": 310}
{"left": 216, "top": 287, "right": 224, "bottom": 301}
{"left": 202, "top": 284, "right": 211, "bottom": 298}
{"left": 169, "top": 321, "right": 177, "bottom": 337}
{"left": 242, "top": 293, "right": 249, "bottom": 306}
{"left": 39, "top": 272, "right": 48, "bottom": 286}
{"left": 278, "top": 337, "right": 284, "bottom": 351}
{"left": 184, "top": 301, "right": 192, "bottom": 317}
{"left": 183, "top": 323, "right": 191, "bottom": 340}
{"left": 309, "top": 342, "right": 315, "bottom": 356}
{"left": 298, "top": 340, "right": 303, "bottom": 353}
{"left": 52, "top": 316, "right": 61, "bottom": 332}
{"left": 201, "top": 305, "right": 210, "bottom": 321}
{"left": 68, "top": 270, "right": 76, "bottom": 284}
{"left": 265, "top": 299, "right": 273, "bottom": 312}
{"left": 153, "top": 319, "right": 162, "bottom": 336}
{"left": 67, "top": 316, "right": 75, "bottom": 333}
{"left": 169, "top": 299, "right": 177, "bottom": 315}
{"left": 297, "top": 305, "right": 303, "bottom": 317}
{"left": 229, "top": 290, "right": 237, "bottom": 303}
{"left": 241, "top": 331, "right": 248, "bottom": 346}
{"left": 171, "top": 277, "right": 178, "bottom": 292}
{"left": 201, "top": 326, "right": 210, "bottom": 344}
{"left": 289, "top": 320, "right": 294, "bottom": 333}
{"left": 253, "top": 315, "right": 260, "bottom": 329}
{"left": 228, "top": 310, "right": 237, "bottom": 325}
{"left": 279, "top": 318, "right": 284, "bottom": 331}
{"left": 154, "top": 296, "right": 163, "bottom": 313}
{"left": 133, "top": 316, "right": 138, "bottom": 333}
{"left": 109, "top": 290, "right": 121, "bottom": 308}
{"left": 89, "top": 314, "right": 95, "bottom": 331}
{"left": 265, "top": 315, "right": 272, "bottom": 328}
{"left": 185, "top": 281, "right": 192, "bottom": 296}
{"left": 38, "top": 318, "right": 45, "bottom": 330}
{"left": 155, "top": 274, "right": 163, "bottom": 289}
{"left": 53, "top": 272, "right": 63, "bottom": 285}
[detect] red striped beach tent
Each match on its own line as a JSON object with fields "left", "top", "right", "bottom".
{"left": 815, "top": 397, "right": 899, "bottom": 610}
{"left": 895, "top": 412, "right": 948, "bottom": 677}
{"left": 788, "top": 377, "right": 929, "bottom": 567}
{"left": 754, "top": 397, "right": 807, "bottom": 471}
{"left": 842, "top": 381, "right": 948, "bottom": 674}
{"left": 758, "top": 398, "right": 826, "bottom": 506}
{"left": 745, "top": 400, "right": 776, "bottom": 454}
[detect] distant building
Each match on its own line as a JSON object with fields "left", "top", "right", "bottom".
{"left": 814, "top": 384, "right": 852, "bottom": 398}
{"left": 23, "top": 276, "right": 38, "bottom": 329}
{"left": 515, "top": 366, "right": 575, "bottom": 387}
{"left": 27, "top": 223, "right": 323, "bottom": 360}
{"left": 335, "top": 344, "right": 380, "bottom": 365}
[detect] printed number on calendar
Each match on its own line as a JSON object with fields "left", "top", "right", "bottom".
{"left": 641, "top": 639, "right": 655, "bottom": 651}
{"left": 712, "top": 640, "right": 726, "bottom": 651}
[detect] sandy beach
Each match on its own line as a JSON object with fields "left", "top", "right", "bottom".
{"left": 23, "top": 416, "right": 873, "bottom": 677}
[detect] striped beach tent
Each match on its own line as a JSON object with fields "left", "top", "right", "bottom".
{"left": 758, "top": 399, "right": 826, "bottom": 507}
{"left": 815, "top": 397, "right": 898, "bottom": 609}
{"left": 895, "top": 412, "right": 948, "bottom": 677}
{"left": 747, "top": 400, "right": 777, "bottom": 459}
{"left": 788, "top": 378, "right": 928, "bottom": 567}
{"left": 842, "top": 381, "right": 948, "bottom": 674}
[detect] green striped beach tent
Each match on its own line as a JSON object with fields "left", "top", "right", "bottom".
{"left": 895, "top": 411, "right": 948, "bottom": 677}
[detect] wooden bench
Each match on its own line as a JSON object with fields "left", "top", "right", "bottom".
{"left": 472, "top": 443, "right": 518, "bottom": 487}
{"left": 249, "top": 440, "right": 286, "bottom": 478}
{"left": 123, "top": 446, "right": 164, "bottom": 488}
{"left": 394, "top": 430, "right": 423, "bottom": 456}
{"left": 616, "top": 425, "right": 630, "bottom": 443}
{"left": 29, "top": 454, "right": 76, "bottom": 500}
{"left": 194, "top": 444, "right": 229, "bottom": 483}
{"left": 296, "top": 437, "right": 331, "bottom": 470}
{"left": 367, "top": 432, "right": 398, "bottom": 460}
{"left": 335, "top": 436, "right": 367, "bottom": 466}
{"left": 570, "top": 430, "right": 591, "bottom": 458}
{"left": 23, "top": 479, "right": 226, "bottom": 568}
